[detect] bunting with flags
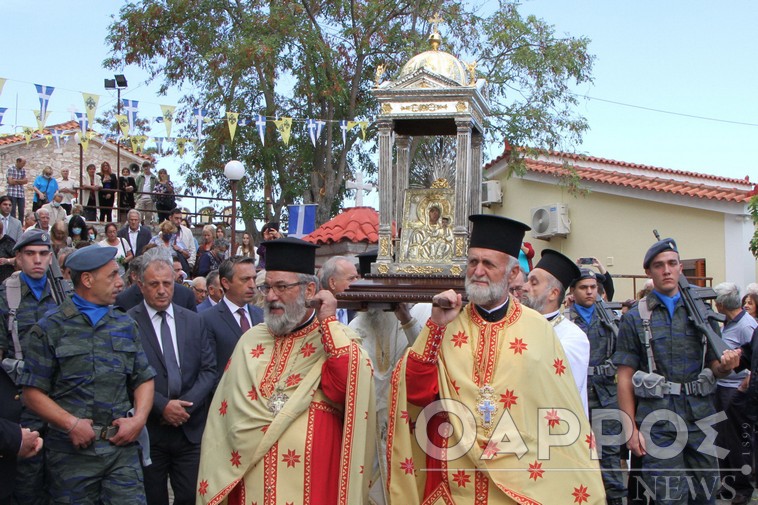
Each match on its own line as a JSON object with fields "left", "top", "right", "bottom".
{"left": 74, "top": 112, "right": 89, "bottom": 135}
{"left": 194, "top": 108, "right": 208, "bottom": 139}
{"left": 226, "top": 112, "right": 239, "bottom": 142}
{"left": 33, "top": 110, "right": 50, "bottom": 133}
{"left": 0, "top": 78, "right": 6, "bottom": 96}
{"left": 306, "top": 118, "right": 326, "bottom": 147}
{"left": 0, "top": 107, "right": 8, "bottom": 126}
{"left": 273, "top": 117, "right": 292, "bottom": 145}
{"left": 287, "top": 204, "right": 318, "bottom": 238}
{"left": 51, "top": 129, "right": 63, "bottom": 149}
{"left": 116, "top": 114, "right": 130, "bottom": 136}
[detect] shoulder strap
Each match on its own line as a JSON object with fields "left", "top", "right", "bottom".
{"left": 637, "top": 298, "right": 657, "bottom": 373}
{"left": 4, "top": 272, "right": 23, "bottom": 360}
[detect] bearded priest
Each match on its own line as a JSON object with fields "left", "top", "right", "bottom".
{"left": 387, "top": 215, "right": 605, "bottom": 505}
{"left": 196, "top": 237, "right": 375, "bottom": 504}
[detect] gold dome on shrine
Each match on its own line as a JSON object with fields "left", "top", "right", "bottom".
{"left": 398, "top": 31, "right": 468, "bottom": 86}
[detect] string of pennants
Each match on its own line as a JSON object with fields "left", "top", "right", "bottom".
{"left": 0, "top": 79, "right": 371, "bottom": 156}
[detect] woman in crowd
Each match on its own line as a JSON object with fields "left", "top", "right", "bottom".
{"left": 79, "top": 163, "right": 101, "bottom": 221}
{"left": 235, "top": 232, "right": 256, "bottom": 260}
{"left": 743, "top": 293, "right": 758, "bottom": 321}
{"left": 98, "top": 161, "right": 118, "bottom": 222}
{"left": 151, "top": 220, "right": 190, "bottom": 272}
{"left": 50, "top": 221, "right": 69, "bottom": 253}
{"left": 86, "top": 225, "right": 98, "bottom": 243}
{"left": 99, "top": 222, "right": 133, "bottom": 275}
{"left": 195, "top": 224, "right": 215, "bottom": 270}
{"left": 32, "top": 166, "right": 58, "bottom": 212}
{"left": 118, "top": 166, "right": 137, "bottom": 223}
{"left": 67, "top": 209, "right": 88, "bottom": 245}
{"left": 154, "top": 168, "right": 176, "bottom": 223}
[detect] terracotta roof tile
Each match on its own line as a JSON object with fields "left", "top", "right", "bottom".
{"left": 0, "top": 120, "right": 152, "bottom": 160}
{"left": 523, "top": 158, "right": 752, "bottom": 203}
{"left": 303, "top": 207, "right": 379, "bottom": 245}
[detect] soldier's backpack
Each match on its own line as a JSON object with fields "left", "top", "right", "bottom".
{"left": 1, "top": 272, "right": 24, "bottom": 383}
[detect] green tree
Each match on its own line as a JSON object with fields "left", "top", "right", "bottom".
{"left": 105, "top": 0, "right": 593, "bottom": 232}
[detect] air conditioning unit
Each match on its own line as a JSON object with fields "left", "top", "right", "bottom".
{"left": 530, "top": 203, "right": 571, "bottom": 240}
{"left": 481, "top": 180, "right": 502, "bottom": 206}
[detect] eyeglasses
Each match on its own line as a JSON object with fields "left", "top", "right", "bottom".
{"left": 259, "top": 281, "right": 305, "bottom": 296}
{"left": 192, "top": 287, "right": 207, "bottom": 294}
{"left": 509, "top": 286, "right": 524, "bottom": 295}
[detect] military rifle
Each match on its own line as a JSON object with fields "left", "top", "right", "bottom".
{"left": 652, "top": 230, "right": 728, "bottom": 357}
{"left": 48, "top": 251, "right": 74, "bottom": 304}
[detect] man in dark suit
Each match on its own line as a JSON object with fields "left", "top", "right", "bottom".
{"left": 115, "top": 280, "right": 197, "bottom": 313}
{"left": 118, "top": 209, "right": 153, "bottom": 257}
{"left": 1, "top": 367, "right": 43, "bottom": 505}
{"left": 128, "top": 249, "right": 215, "bottom": 505}
{"left": 195, "top": 270, "right": 222, "bottom": 313}
{"left": 201, "top": 257, "right": 263, "bottom": 380}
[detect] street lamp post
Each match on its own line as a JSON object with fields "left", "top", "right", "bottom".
{"left": 104, "top": 74, "right": 128, "bottom": 176}
{"left": 224, "top": 160, "right": 245, "bottom": 254}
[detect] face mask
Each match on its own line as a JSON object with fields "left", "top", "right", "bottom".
{"left": 162, "top": 233, "right": 172, "bottom": 241}
{"left": 89, "top": 234, "right": 95, "bottom": 241}
{"left": 52, "top": 202, "right": 60, "bottom": 208}
{"left": 72, "top": 227, "right": 82, "bottom": 235}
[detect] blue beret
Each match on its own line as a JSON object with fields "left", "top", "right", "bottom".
{"left": 64, "top": 245, "right": 118, "bottom": 272}
{"left": 643, "top": 238, "right": 678, "bottom": 269}
{"left": 13, "top": 228, "right": 51, "bottom": 252}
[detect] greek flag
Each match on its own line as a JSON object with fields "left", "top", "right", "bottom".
{"left": 34, "top": 84, "right": 54, "bottom": 121}
{"left": 256, "top": 114, "right": 266, "bottom": 146}
{"left": 287, "top": 204, "right": 318, "bottom": 238}
{"left": 0, "top": 107, "right": 6, "bottom": 126}
{"left": 122, "top": 99, "right": 139, "bottom": 132}
{"left": 51, "top": 129, "right": 63, "bottom": 149}
{"left": 306, "top": 119, "right": 325, "bottom": 147}
{"left": 194, "top": 108, "right": 207, "bottom": 139}
{"left": 339, "top": 120, "right": 348, "bottom": 144}
{"left": 74, "top": 112, "right": 89, "bottom": 135}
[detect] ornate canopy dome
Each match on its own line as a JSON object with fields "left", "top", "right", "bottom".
{"left": 398, "top": 32, "right": 468, "bottom": 86}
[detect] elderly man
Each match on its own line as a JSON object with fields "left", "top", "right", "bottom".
{"left": 197, "top": 237, "right": 375, "bottom": 504}
{"left": 41, "top": 192, "right": 67, "bottom": 223}
{"left": 196, "top": 270, "right": 221, "bottom": 312}
{"left": 712, "top": 282, "right": 757, "bottom": 504}
{"left": 615, "top": 238, "right": 741, "bottom": 505}
{"left": 20, "top": 246, "right": 155, "bottom": 504}
{"left": 118, "top": 209, "right": 153, "bottom": 258}
{"left": 34, "top": 208, "right": 51, "bottom": 233}
{"left": 319, "top": 255, "right": 360, "bottom": 324}
{"left": 57, "top": 168, "right": 76, "bottom": 215}
{"left": 387, "top": 215, "right": 605, "bottom": 504}
{"left": 128, "top": 249, "right": 215, "bottom": 505}
{"left": 522, "top": 249, "right": 590, "bottom": 417}
{"left": 200, "top": 257, "right": 263, "bottom": 380}
{"left": 191, "top": 276, "right": 208, "bottom": 306}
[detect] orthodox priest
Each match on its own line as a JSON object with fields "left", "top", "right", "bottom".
{"left": 387, "top": 215, "right": 605, "bottom": 505}
{"left": 196, "top": 238, "right": 375, "bottom": 505}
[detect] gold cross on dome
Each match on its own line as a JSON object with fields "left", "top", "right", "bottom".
{"left": 429, "top": 13, "right": 443, "bottom": 34}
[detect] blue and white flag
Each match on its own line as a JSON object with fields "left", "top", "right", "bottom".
{"left": 154, "top": 137, "right": 164, "bottom": 155}
{"left": 340, "top": 119, "right": 348, "bottom": 145}
{"left": 74, "top": 112, "right": 89, "bottom": 135}
{"left": 256, "top": 114, "right": 266, "bottom": 146}
{"left": 51, "top": 129, "right": 63, "bottom": 149}
{"left": 194, "top": 108, "right": 207, "bottom": 139}
{"left": 34, "top": 84, "right": 54, "bottom": 122}
{"left": 0, "top": 107, "right": 6, "bottom": 126}
{"left": 287, "top": 204, "right": 318, "bottom": 238}
{"left": 122, "top": 99, "right": 139, "bottom": 132}
{"left": 306, "top": 119, "right": 326, "bottom": 147}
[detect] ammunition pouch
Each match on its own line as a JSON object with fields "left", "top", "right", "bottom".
{"left": 2, "top": 357, "right": 24, "bottom": 384}
{"left": 632, "top": 370, "right": 666, "bottom": 398}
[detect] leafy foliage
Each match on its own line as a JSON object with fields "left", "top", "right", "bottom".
{"left": 105, "top": 0, "right": 594, "bottom": 232}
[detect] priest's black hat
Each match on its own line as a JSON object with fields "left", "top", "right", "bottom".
{"left": 643, "top": 238, "right": 678, "bottom": 269}
{"left": 262, "top": 237, "right": 319, "bottom": 275}
{"left": 534, "top": 249, "right": 581, "bottom": 290}
{"left": 468, "top": 215, "right": 531, "bottom": 258}
{"left": 357, "top": 248, "right": 378, "bottom": 277}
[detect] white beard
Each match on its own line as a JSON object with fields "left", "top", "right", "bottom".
{"left": 264, "top": 293, "right": 308, "bottom": 336}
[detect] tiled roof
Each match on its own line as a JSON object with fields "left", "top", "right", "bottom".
{"left": 0, "top": 120, "right": 152, "bottom": 160}
{"left": 485, "top": 146, "right": 755, "bottom": 203}
{"left": 303, "top": 206, "right": 379, "bottom": 245}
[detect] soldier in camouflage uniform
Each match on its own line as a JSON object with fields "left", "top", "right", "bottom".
{"left": 614, "top": 239, "right": 740, "bottom": 505}
{"left": 570, "top": 269, "right": 626, "bottom": 505}
{"left": 0, "top": 229, "right": 60, "bottom": 505}
{"left": 19, "top": 245, "right": 155, "bottom": 505}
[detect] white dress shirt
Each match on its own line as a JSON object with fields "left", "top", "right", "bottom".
{"left": 145, "top": 302, "right": 180, "bottom": 366}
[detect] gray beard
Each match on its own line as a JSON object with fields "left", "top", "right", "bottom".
{"left": 522, "top": 290, "right": 549, "bottom": 314}
{"left": 465, "top": 275, "right": 508, "bottom": 307}
{"left": 264, "top": 294, "right": 308, "bottom": 336}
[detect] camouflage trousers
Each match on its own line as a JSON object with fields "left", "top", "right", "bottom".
{"left": 46, "top": 444, "right": 146, "bottom": 505}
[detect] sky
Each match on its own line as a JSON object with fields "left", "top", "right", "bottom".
{"left": 1, "top": 0, "right": 756, "bottom": 198}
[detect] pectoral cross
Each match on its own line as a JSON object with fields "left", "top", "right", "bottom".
{"left": 478, "top": 398, "right": 496, "bottom": 424}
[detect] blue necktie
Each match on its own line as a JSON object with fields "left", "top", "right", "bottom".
{"left": 159, "top": 311, "right": 182, "bottom": 397}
